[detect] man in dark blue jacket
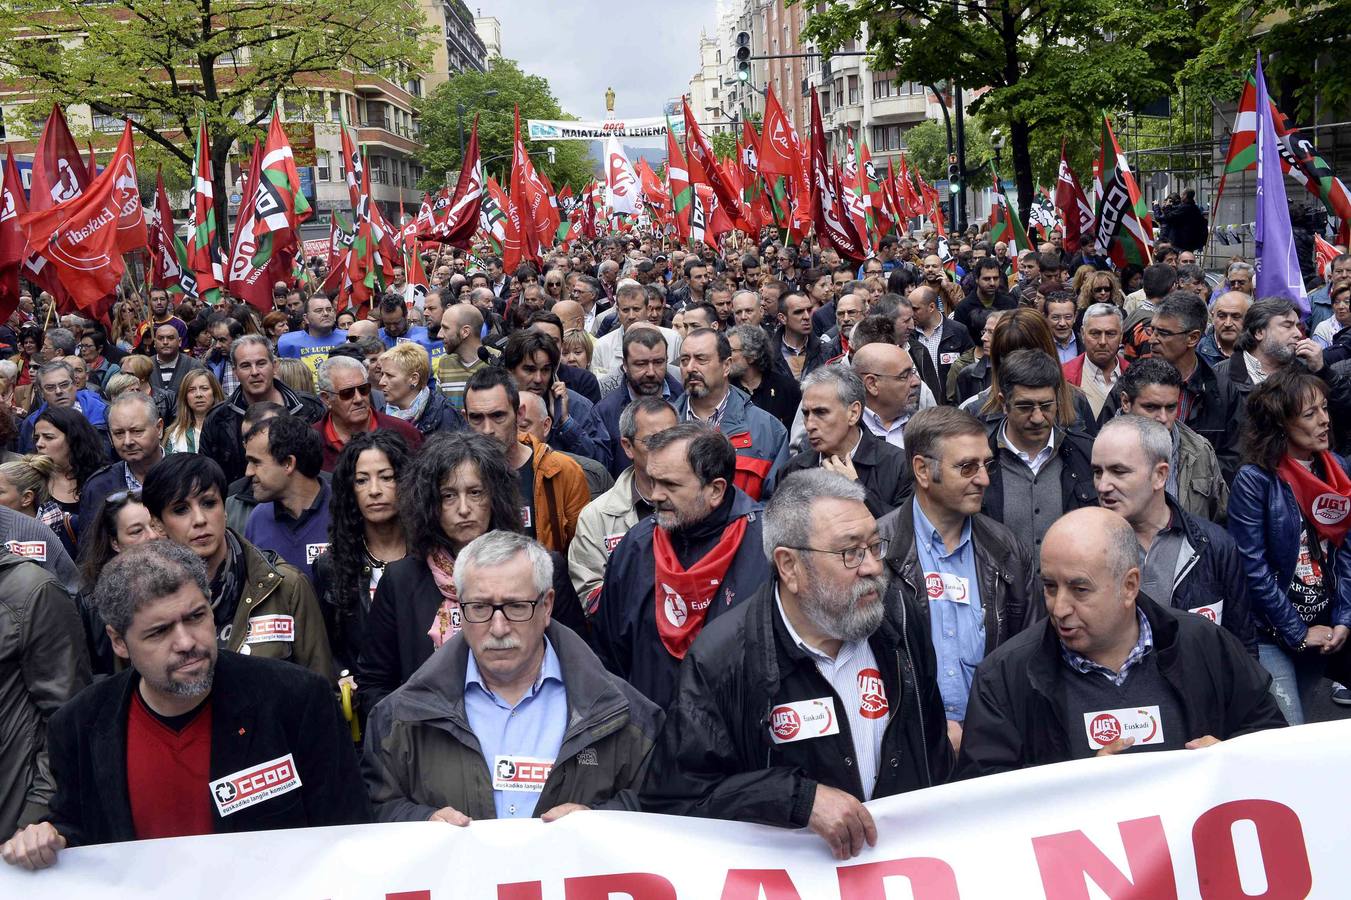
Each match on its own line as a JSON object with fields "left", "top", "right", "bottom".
{"left": 588, "top": 326, "right": 683, "bottom": 477}
{"left": 1092, "top": 415, "right": 1255, "bottom": 654}
{"left": 593, "top": 424, "right": 770, "bottom": 709}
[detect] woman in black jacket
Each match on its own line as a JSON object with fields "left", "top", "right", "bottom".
{"left": 313, "top": 430, "right": 412, "bottom": 680}
{"left": 377, "top": 343, "right": 465, "bottom": 437}
{"left": 355, "top": 432, "right": 584, "bottom": 717}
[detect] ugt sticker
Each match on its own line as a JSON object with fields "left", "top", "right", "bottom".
{"left": 305, "top": 542, "right": 330, "bottom": 564}
{"left": 1191, "top": 601, "right": 1224, "bottom": 624}
{"left": 210, "top": 754, "right": 301, "bottom": 817}
{"left": 769, "top": 697, "right": 841, "bottom": 745}
{"left": 493, "top": 756, "right": 553, "bottom": 792}
{"left": 244, "top": 614, "right": 295, "bottom": 644}
{"left": 1083, "top": 705, "right": 1166, "bottom": 750}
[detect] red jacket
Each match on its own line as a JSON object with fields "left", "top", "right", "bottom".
{"left": 313, "top": 410, "right": 423, "bottom": 471}
{"left": 1062, "top": 352, "right": 1128, "bottom": 388}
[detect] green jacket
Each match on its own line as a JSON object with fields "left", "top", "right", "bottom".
{"left": 0, "top": 552, "right": 90, "bottom": 835}
{"left": 228, "top": 535, "right": 334, "bottom": 682}
{"left": 363, "top": 622, "right": 662, "bottom": 821}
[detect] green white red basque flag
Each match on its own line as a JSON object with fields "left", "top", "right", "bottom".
{"left": 988, "top": 168, "right": 1032, "bottom": 254}
{"left": 666, "top": 116, "right": 693, "bottom": 244}
{"left": 229, "top": 139, "right": 291, "bottom": 312}
{"left": 186, "top": 118, "right": 223, "bottom": 302}
{"left": 1216, "top": 70, "right": 1351, "bottom": 224}
{"left": 256, "top": 110, "right": 312, "bottom": 239}
{"left": 1093, "top": 115, "right": 1153, "bottom": 268}
{"left": 479, "top": 176, "right": 509, "bottom": 255}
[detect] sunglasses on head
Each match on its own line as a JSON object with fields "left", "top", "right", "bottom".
{"left": 333, "top": 382, "right": 371, "bottom": 401}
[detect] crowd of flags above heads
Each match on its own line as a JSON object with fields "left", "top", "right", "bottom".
{"left": 0, "top": 53, "right": 1345, "bottom": 325}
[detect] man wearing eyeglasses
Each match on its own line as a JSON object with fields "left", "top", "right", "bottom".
{"left": 876, "top": 407, "right": 1040, "bottom": 755}
{"left": 364, "top": 531, "right": 662, "bottom": 825}
{"left": 19, "top": 360, "right": 109, "bottom": 454}
{"left": 641, "top": 469, "right": 953, "bottom": 860}
{"left": 312, "top": 356, "right": 422, "bottom": 472}
{"left": 853, "top": 342, "right": 923, "bottom": 450}
{"left": 981, "top": 350, "right": 1098, "bottom": 554}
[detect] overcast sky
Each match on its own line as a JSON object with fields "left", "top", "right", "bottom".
{"left": 489, "top": 0, "right": 716, "bottom": 147}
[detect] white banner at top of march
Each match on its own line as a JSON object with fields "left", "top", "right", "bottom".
{"left": 4, "top": 720, "right": 1350, "bottom": 898}
{"left": 527, "top": 117, "right": 685, "bottom": 141}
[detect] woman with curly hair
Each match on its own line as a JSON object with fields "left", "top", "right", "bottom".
{"left": 32, "top": 406, "right": 107, "bottom": 530}
{"left": 1074, "top": 268, "right": 1125, "bottom": 311}
{"left": 313, "top": 430, "right": 411, "bottom": 678}
{"left": 355, "top": 431, "right": 584, "bottom": 716}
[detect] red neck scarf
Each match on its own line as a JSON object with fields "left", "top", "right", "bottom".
{"left": 1278, "top": 451, "right": 1351, "bottom": 545}
{"left": 652, "top": 516, "right": 748, "bottom": 659}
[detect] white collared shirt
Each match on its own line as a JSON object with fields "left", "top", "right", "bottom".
{"left": 775, "top": 588, "right": 885, "bottom": 799}
{"left": 1243, "top": 351, "right": 1268, "bottom": 385}
{"left": 861, "top": 405, "right": 909, "bottom": 449}
{"left": 998, "top": 419, "right": 1056, "bottom": 475}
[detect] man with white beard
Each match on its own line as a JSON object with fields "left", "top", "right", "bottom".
{"left": 640, "top": 469, "right": 954, "bottom": 861}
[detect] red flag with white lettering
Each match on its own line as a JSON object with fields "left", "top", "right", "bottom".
{"left": 0, "top": 149, "right": 27, "bottom": 322}
{"left": 19, "top": 121, "right": 142, "bottom": 310}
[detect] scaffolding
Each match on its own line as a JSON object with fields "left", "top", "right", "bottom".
{"left": 1116, "top": 83, "right": 1351, "bottom": 272}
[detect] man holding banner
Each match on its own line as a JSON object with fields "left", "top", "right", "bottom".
{"left": 957, "top": 507, "right": 1284, "bottom": 777}
{"left": 641, "top": 469, "right": 952, "bottom": 860}
{"left": 0, "top": 541, "right": 367, "bottom": 870}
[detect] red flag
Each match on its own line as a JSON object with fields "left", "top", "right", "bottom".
{"left": 1054, "top": 142, "right": 1094, "bottom": 254}
{"left": 809, "top": 90, "right": 865, "bottom": 263}
{"left": 1315, "top": 233, "right": 1340, "bottom": 280}
{"left": 759, "top": 85, "right": 802, "bottom": 179}
{"left": 19, "top": 121, "right": 142, "bottom": 310}
{"left": 508, "top": 106, "right": 540, "bottom": 267}
{"left": 0, "top": 149, "right": 27, "bottom": 321}
{"left": 434, "top": 116, "right": 483, "bottom": 248}
{"left": 25, "top": 105, "right": 93, "bottom": 308}
{"left": 682, "top": 97, "right": 749, "bottom": 230}
{"left": 147, "top": 171, "right": 183, "bottom": 294}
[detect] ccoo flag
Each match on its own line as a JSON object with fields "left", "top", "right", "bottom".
{"left": 1253, "top": 53, "right": 1307, "bottom": 314}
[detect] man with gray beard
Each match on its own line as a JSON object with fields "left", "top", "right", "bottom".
{"left": 641, "top": 469, "right": 953, "bottom": 861}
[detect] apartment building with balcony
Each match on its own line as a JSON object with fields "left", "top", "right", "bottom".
{"left": 420, "top": 0, "right": 488, "bottom": 91}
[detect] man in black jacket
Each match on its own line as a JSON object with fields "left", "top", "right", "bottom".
{"left": 783, "top": 363, "right": 911, "bottom": 517}
{"left": 200, "top": 335, "right": 325, "bottom": 482}
{"left": 953, "top": 258, "right": 1017, "bottom": 337}
{"left": 0, "top": 541, "right": 367, "bottom": 870}
{"left": 876, "top": 407, "right": 1039, "bottom": 753}
{"left": 1091, "top": 415, "right": 1255, "bottom": 653}
{"left": 957, "top": 508, "right": 1284, "bottom": 778}
{"left": 641, "top": 469, "right": 953, "bottom": 861}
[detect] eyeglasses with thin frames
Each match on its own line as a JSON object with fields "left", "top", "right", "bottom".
{"left": 925, "top": 456, "right": 996, "bottom": 479}
{"left": 786, "top": 540, "right": 889, "bottom": 569}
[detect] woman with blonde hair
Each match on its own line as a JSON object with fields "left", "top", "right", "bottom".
{"left": 109, "top": 354, "right": 175, "bottom": 423}
{"left": 275, "top": 358, "right": 315, "bottom": 395}
{"left": 377, "top": 342, "right": 464, "bottom": 438}
{"left": 1075, "top": 268, "right": 1124, "bottom": 311}
{"left": 0, "top": 454, "right": 76, "bottom": 556}
{"left": 164, "top": 368, "right": 223, "bottom": 453}
{"left": 560, "top": 328, "right": 593, "bottom": 371}
{"left": 110, "top": 300, "right": 141, "bottom": 352}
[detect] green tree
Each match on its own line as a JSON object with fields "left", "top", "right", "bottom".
{"left": 417, "top": 58, "right": 596, "bottom": 192}
{"left": 900, "top": 118, "right": 989, "bottom": 183}
{"left": 710, "top": 130, "right": 740, "bottom": 163}
{"left": 1184, "top": 2, "right": 1349, "bottom": 124}
{"left": 800, "top": 0, "right": 1197, "bottom": 225}
{"left": 0, "top": 0, "right": 430, "bottom": 245}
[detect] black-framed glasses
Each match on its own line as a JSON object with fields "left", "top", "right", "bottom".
{"left": 926, "top": 456, "right": 996, "bottom": 479}
{"left": 459, "top": 596, "right": 543, "bottom": 624}
{"left": 332, "top": 382, "right": 371, "bottom": 401}
{"left": 1147, "top": 325, "right": 1192, "bottom": 340}
{"left": 787, "top": 540, "right": 889, "bottom": 569}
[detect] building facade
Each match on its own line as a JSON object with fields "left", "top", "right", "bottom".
{"left": 420, "top": 0, "right": 488, "bottom": 91}
{"left": 474, "top": 13, "right": 502, "bottom": 60}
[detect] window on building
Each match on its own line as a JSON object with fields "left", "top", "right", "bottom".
{"left": 871, "top": 124, "right": 905, "bottom": 152}
{"left": 873, "top": 70, "right": 896, "bottom": 99}
{"left": 91, "top": 112, "right": 124, "bottom": 134}
{"left": 317, "top": 151, "right": 331, "bottom": 182}
{"left": 833, "top": 79, "right": 843, "bottom": 109}
{"left": 848, "top": 75, "right": 860, "bottom": 105}
{"left": 283, "top": 94, "right": 305, "bottom": 121}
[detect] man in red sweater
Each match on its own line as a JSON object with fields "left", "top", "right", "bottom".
{"left": 0, "top": 541, "right": 368, "bottom": 870}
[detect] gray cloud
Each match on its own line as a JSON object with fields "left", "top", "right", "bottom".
{"left": 487, "top": 0, "right": 715, "bottom": 148}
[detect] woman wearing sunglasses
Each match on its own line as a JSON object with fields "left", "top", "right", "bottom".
{"left": 73, "top": 489, "right": 159, "bottom": 673}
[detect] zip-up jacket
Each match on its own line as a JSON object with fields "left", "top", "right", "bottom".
{"left": 673, "top": 386, "right": 789, "bottom": 501}
{"left": 877, "top": 497, "right": 1042, "bottom": 654}
{"left": 957, "top": 594, "right": 1285, "bottom": 778}
{"left": 639, "top": 581, "right": 954, "bottom": 827}
{"left": 568, "top": 466, "right": 642, "bottom": 610}
{"left": 362, "top": 622, "right": 662, "bottom": 821}
{"left": 200, "top": 380, "right": 325, "bottom": 482}
{"left": 1227, "top": 456, "right": 1351, "bottom": 649}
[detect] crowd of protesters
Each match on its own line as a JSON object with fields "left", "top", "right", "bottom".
{"left": 1, "top": 220, "right": 1350, "bottom": 868}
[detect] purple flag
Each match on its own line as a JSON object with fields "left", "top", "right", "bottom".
{"left": 1253, "top": 52, "right": 1308, "bottom": 315}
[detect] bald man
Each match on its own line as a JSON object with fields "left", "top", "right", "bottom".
{"left": 956, "top": 508, "right": 1284, "bottom": 776}
{"left": 908, "top": 284, "right": 974, "bottom": 399}
{"left": 346, "top": 319, "right": 378, "bottom": 342}
{"left": 552, "top": 299, "right": 588, "bottom": 336}
{"left": 1197, "top": 291, "right": 1249, "bottom": 367}
{"left": 853, "top": 342, "right": 924, "bottom": 449}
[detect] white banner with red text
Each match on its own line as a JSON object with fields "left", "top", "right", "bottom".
{"left": 3, "top": 719, "right": 1347, "bottom": 898}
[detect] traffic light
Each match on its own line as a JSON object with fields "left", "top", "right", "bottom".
{"left": 947, "top": 154, "right": 960, "bottom": 192}
{"left": 735, "top": 31, "right": 751, "bottom": 82}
